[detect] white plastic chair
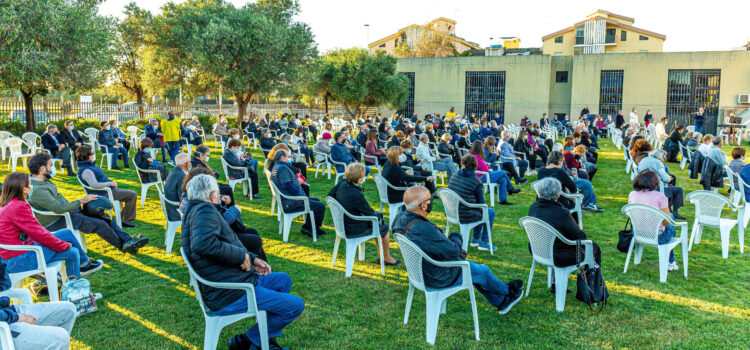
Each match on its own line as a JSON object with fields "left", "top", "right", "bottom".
{"left": 363, "top": 154, "right": 382, "bottom": 177}
{"left": 180, "top": 248, "right": 269, "bottom": 350}
{"left": 0, "top": 244, "right": 66, "bottom": 302}
{"left": 76, "top": 176, "right": 123, "bottom": 227}
{"left": 679, "top": 142, "right": 692, "bottom": 170}
{"left": 436, "top": 188, "right": 494, "bottom": 254}
{"left": 312, "top": 150, "right": 331, "bottom": 179}
{"left": 0, "top": 288, "right": 33, "bottom": 350}
{"left": 263, "top": 169, "right": 280, "bottom": 221}
{"left": 158, "top": 189, "right": 182, "bottom": 254}
{"left": 132, "top": 159, "right": 164, "bottom": 207}
{"left": 29, "top": 205, "right": 86, "bottom": 253}
{"left": 269, "top": 181, "right": 317, "bottom": 242}
{"left": 221, "top": 158, "right": 253, "bottom": 198}
{"left": 519, "top": 216, "right": 595, "bottom": 312}
{"left": 4, "top": 138, "right": 34, "bottom": 172}
{"left": 687, "top": 190, "right": 743, "bottom": 259}
{"left": 20, "top": 132, "right": 41, "bottom": 154}
{"left": 373, "top": 174, "right": 407, "bottom": 229}
{"left": 0, "top": 131, "right": 13, "bottom": 161}
{"left": 211, "top": 124, "right": 226, "bottom": 153}
{"left": 622, "top": 204, "right": 688, "bottom": 282}
{"left": 475, "top": 170, "right": 500, "bottom": 206}
{"left": 394, "top": 233, "right": 479, "bottom": 346}
{"left": 725, "top": 166, "right": 750, "bottom": 234}
{"left": 531, "top": 181, "right": 583, "bottom": 229}
{"left": 325, "top": 197, "right": 385, "bottom": 277}
{"left": 329, "top": 157, "right": 348, "bottom": 184}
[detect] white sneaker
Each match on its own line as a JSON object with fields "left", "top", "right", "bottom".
{"left": 527, "top": 170, "right": 537, "bottom": 176}
{"left": 668, "top": 262, "right": 679, "bottom": 271}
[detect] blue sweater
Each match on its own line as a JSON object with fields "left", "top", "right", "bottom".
{"left": 0, "top": 259, "right": 18, "bottom": 324}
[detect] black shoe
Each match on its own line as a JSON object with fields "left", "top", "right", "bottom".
{"left": 268, "top": 338, "right": 289, "bottom": 350}
{"left": 80, "top": 259, "right": 103, "bottom": 276}
{"left": 253, "top": 195, "right": 262, "bottom": 200}
{"left": 499, "top": 200, "right": 513, "bottom": 205}
{"left": 121, "top": 220, "right": 137, "bottom": 228}
{"left": 376, "top": 258, "right": 401, "bottom": 266}
{"left": 674, "top": 214, "right": 687, "bottom": 220}
{"left": 497, "top": 281, "right": 523, "bottom": 315}
{"left": 508, "top": 188, "right": 521, "bottom": 194}
{"left": 508, "top": 279, "right": 523, "bottom": 292}
{"left": 122, "top": 235, "right": 149, "bottom": 254}
{"left": 228, "top": 334, "right": 251, "bottom": 350}
{"left": 516, "top": 178, "right": 528, "bottom": 185}
{"left": 123, "top": 165, "right": 131, "bottom": 169}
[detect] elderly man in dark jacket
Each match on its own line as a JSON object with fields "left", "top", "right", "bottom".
{"left": 393, "top": 186, "right": 523, "bottom": 314}
{"left": 448, "top": 155, "right": 496, "bottom": 251}
{"left": 164, "top": 153, "right": 190, "bottom": 221}
{"left": 59, "top": 120, "right": 84, "bottom": 151}
{"left": 271, "top": 149, "right": 326, "bottom": 237}
{"left": 98, "top": 121, "right": 129, "bottom": 169}
{"left": 181, "top": 174, "right": 303, "bottom": 350}
{"left": 41, "top": 124, "right": 75, "bottom": 176}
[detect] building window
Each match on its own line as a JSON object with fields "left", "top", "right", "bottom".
{"left": 465, "top": 71, "right": 505, "bottom": 121}
{"left": 667, "top": 69, "right": 721, "bottom": 133}
{"left": 605, "top": 28, "right": 616, "bottom": 43}
{"left": 379, "top": 43, "right": 386, "bottom": 48}
{"left": 621, "top": 30, "right": 627, "bottom": 41}
{"left": 554, "top": 36, "right": 563, "bottom": 43}
{"left": 599, "top": 70, "right": 624, "bottom": 117}
{"left": 556, "top": 71, "right": 568, "bottom": 83}
{"left": 394, "top": 38, "right": 399, "bottom": 46}
{"left": 639, "top": 35, "right": 648, "bottom": 40}
{"left": 575, "top": 27, "right": 584, "bottom": 44}
{"left": 397, "top": 72, "right": 415, "bottom": 117}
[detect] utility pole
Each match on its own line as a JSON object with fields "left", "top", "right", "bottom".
{"left": 364, "top": 24, "right": 370, "bottom": 47}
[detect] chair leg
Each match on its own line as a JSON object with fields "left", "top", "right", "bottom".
{"left": 554, "top": 268, "right": 568, "bottom": 312}
{"left": 681, "top": 237, "right": 689, "bottom": 279}
{"left": 345, "top": 241, "right": 357, "bottom": 278}
{"left": 309, "top": 212, "right": 317, "bottom": 242}
{"left": 376, "top": 237, "right": 385, "bottom": 275}
{"left": 425, "top": 294, "right": 441, "bottom": 345}
{"left": 468, "top": 288, "right": 480, "bottom": 341}
{"left": 257, "top": 311, "right": 269, "bottom": 350}
{"left": 486, "top": 221, "right": 493, "bottom": 255}
{"left": 689, "top": 222, "right": 699, "bottom": 250}
{"left": 525, "top": 260, "right": 535, "bottom": 297}
{"left": 358, "top": 242, "right": 367, "bottom": 261}
{"left": 331, "top": 236, "right": 341, "bottom": 267}
{"left": 658, "top": 245, "right": 669, "bottom": 283}
{"left": 140, "top": 185, "right": 148, "bottom": 206}
{"left": 165, "top": 222, "right": 178, "bottom": 255}
{"left": 203, "top": 318, "right": 220, "bottom": 350}
{"left": 623, "top": 240, "right": 635, "bottom": 273}
{"left": 720, "top": 225, "right": 732, "bottom": 259}
{"left": 634, "top": 244, "right": 644, "bottom": 265}
{"left": 403, "top": 284, "right": 414, "bottom": 325}
{"left": 547, "top": 266, "right": 553, "bottom": 289}
{"left": 45, "top": 268, "right": 61, "bottom": 302}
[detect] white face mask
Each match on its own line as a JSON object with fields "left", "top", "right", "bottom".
{"left": 233, "top": 135, "right": 240, "bottom": 140}
{"left": 398, "top": 154, "right": 407, "bottom": 163}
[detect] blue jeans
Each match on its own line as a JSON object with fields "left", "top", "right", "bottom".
{"left": 166, "top": 141, "right": 181, "bottom": 161}
{"left": 472, "top": 208, "right": 495, "bottom": 243}
{"left": 106, "top": 146, "right": 129, "bottom": 168}
{"left": 695, "top": 124, "right": 704, "bottom": 134}
{"left": 454, "top": 261, "right": 509, "bottom": 307}
{"left": 214, "top": 273, "right": 304, "bottom": 347}
{"left": 658, "top": 225, "right": 676, "bottom": 263}
{"left": 5, "top": 230, "right": 89, "bottom": 278}
{"left": 487, "top": 171, "right": 513, "bottom": 202}
{"left": 248, "top": 159, "right": 259, "bottom": 173}
{"left": 516, "top": 159, "right": 529, "bottom": 178}
{"left": 573, "top": 178, "right": 597, "bottom": 207}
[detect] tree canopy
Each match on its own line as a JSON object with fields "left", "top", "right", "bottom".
{"left": 0, "top": 0, "right": 115, "bottom": 130}
{"left": 393, "top": 25, "right": 460, "bottom": 58}
{"left": 112, "top": 2, "right": 153, "bottom": 118}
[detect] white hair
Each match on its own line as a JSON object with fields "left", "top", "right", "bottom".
{"left": 186, "top": 174, "right": 219, "bottom": 202}
{"left": 552, "top": 142, "right": 563, "bottom": 152}
{"left": 534, "top": 177, "right": 561, "bottom": 201}
{"left": 175, "top": 153, "right": 190, "bottom": 167}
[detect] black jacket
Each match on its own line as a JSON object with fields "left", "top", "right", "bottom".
{"left": 327, "top": 181, "right": 380, "bottom": 237}
{"left": 382, "top": 160, "right": 427, "bottom": 203}
{"left": 181, "top": 200, "right": 256, "bottom": 311}
{"left": 164, "top": 167, "right": 186, "bottom": 221}
{"left": 387, "top": 136, "right": 401, "bottom": 149}
{"left": 700, "top": 157, "right": 725, "bottom": 190}
{"left": 536, "top": 166, "right": 577, "bottom": 209}
{"left": 615, "top": 114, "right": 624, "bottom": 128}
{"left": 41, "top": 133, "right": 64, "bottom": 153}
{"left": 689, "top": 150, "right": 704, "bottom": 179}
{"left": 134, "top": 149, "right": 158, "bottom": 183}
{"left": 528, "top": 199, "right": 589, "bottom": 266}
{"left": 260, "top": 137, "right": 276, "bottom": 152}
{"left": 447, "top": 169, "right": 484, "bottom": 223}
{"left": 60, "top": 129, "right": 84, "bottom": 149}
{"left": 438, "top": 141, "right": 459, "bottom": 164}
{"left": 392, "top": 210, "right": 462, "bottom": 289}
{"left": 223, "top": 149, "right": 250, "bottom": 179}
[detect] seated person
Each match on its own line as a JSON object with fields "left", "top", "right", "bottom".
{"left": 259, "top": 128, "right": 277, "bottom": 156}
{"left": 529, "top": 178, "right": 602, "bottom": 290}
{"left": 666, "top": 125, "right": 685, "bottom": 163}
{"left": 417, "top": 134, "right": 457, "bottom": 181}
{"left": 729, "top": 148, "right": 746, "bottom": 189}
{"left": 393, "top": 186, "right": 523, "bottom": 314}
{"left": 331, "top": 132, "right": 369, "bottom": 176}
{"left": 469, "top": 140, "right": 518, "bottom": 205}
{"left": 437, "top": 133, "right": 460, "bottom": 165}
{"left": 223, "top": 139, "right": 261, "bottom": 199}
{"left": 76, "top": 145, "right": 138, "bottom": 228}
{"left": 365, "top": 130, "right": 387, "bottom": 165}
{"left": 564, "top": 145, "right": 595, "bottom": 181}
{"left": 145, "top": 118, "right": 168, "bottom": 162}
{"left": 271, "top": 150, "right": 326, "bottom": 237}
{"left": 27, "top": 153, "right": 148, "bottom": 254}
{"left": 164, "top": 153, "right": 190, "bottom": 222}
{"left": 41, "top": 124, "right": 74, "bottom": 176}
{"left": 0, "top": 172, "right": 102, "bottom": 278}
{"left": 312, "top": 132, "right": 331, "bottom": 164}
{"left": 706, "top": 136, "right": 728, "bottom": 167}
{"left": 191, "top": 145, "right": 236, "bottom": 206}
{"left": 180, "top": 175, "right": 300, "bottom": 350}
{"left": 292, "top": 128, "right": 314, "bottom": 164}
{"left": 498, "top": 131, "right": 528, "bottom": 183}
{"left": 696, "top": 134, "right": 713, "bottom": 156}
{"left": 97, "top": 121, "right": 130, "bottom": 170}
{"left": 638, "top": 149, "right": 685, "bottom": 220}
{"left": 134, "top": 138, "right": 168, "bottom": 184}
{"left": 382, "top": 146, "right": 435, "bottom": 203}
{"left": 59, "top": 120, "right": 84, "bottom": 152}
{"left": 214, "top": 118, "right": 230, "bottom": 143}
{"left": 387, "top": 131, "right": 404, "bottom": 149}
{"left": 538, "top": 151, "right": 602, "bottom": 212}
{"left": 108, "top": 119, "right": 131, "bottom": 151}
{"left": 448, "top": 155, "right": 496, "bottom": 251}
{"left": 0, "top": 255, "right": 79, "bottom": 350}
{"left": 327, "top": 163, "right": 398, "bottom": 265}
{"left": 628, "top": 170, "right": 680, "bottom": 271}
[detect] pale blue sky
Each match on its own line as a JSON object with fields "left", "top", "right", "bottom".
{"left": 100, "top": 0, "right": 750, "bottom": 53}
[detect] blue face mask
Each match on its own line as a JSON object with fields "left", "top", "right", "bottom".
{"left": 105, "top": 126, "right": 111, "bottom": 131}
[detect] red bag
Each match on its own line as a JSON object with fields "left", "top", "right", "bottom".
{"left": 157, "top": 135, "right": 166, "bottom": 147}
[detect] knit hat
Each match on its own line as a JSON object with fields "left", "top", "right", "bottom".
{"left": 322, "top": 132, "right": 332, "bottom": 140}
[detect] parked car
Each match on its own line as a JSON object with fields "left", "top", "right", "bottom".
{"left": 8, "top": 109, "right": 49, "bottom": 124}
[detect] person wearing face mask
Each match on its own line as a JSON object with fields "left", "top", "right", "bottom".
{"left": 164, "top": 153, "right": 191, "bottom": 222}
{"left": 259, "top": 128, "right": 276, "bottom": 156}
{"left": 134, "top": 138, "right": 168, "bottom": 185}
{"left": 331, "top": 132, "right": 369, "bottom": 177}
{"left": 393, "top": 186, "right": 524, "bottom": 315}
{"left": 327, "top": 163, "right": 399, "bottom": 266}
{"left": 271, "top": 150, "right": 326, "bottom": 238}
{"left": 76, "top": 145, "right": 139, "bottom": 227}
{"left": 107, "top": 119, "right": 131, "bottom": 152}
{"left": 191, "top": 145, "right": 236, "bottom": 206}
{"left": 383, "top": 146, "right": 435, "bottom": 204}
{"left": 41, "top": 124, "right": 75, "bottom": 176}
{"left": 223, "top": 139, "right": 261, "bottom": 199}
{"left": 26, "top": 153, "right": 149, "bottom": 254}
{"left": 146, "top": 118, "right": 168, "bottom": 162}
{"left": 59, "top": 120, "right": 84, "bottom": 151}
{"left": 98, "top": 121, "right": 130, "bottom": 170}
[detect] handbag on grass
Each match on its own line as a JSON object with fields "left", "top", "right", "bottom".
{"left": 575, "top": 240, "right": 608, "bottom": 312}
{"left": 61, "top": 278, "right": 98, "bottom": 316}
{"left": 617, "top": 218, "right": 633, "bottom": 253}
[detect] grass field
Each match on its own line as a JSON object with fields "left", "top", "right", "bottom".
{"left": 7, "top": 138, "right": 750, "bottom": 349}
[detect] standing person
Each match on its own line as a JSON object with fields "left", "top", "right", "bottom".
{"left": 161, "top": 111, "right": 183, "bottom": 165}
{"left": 694, "top": 107, "right": 706, "bottom": 134}
{"left": 615, "top": 110, "right": 625, "bottom": 129}
{"left": 41, "top": 125, "right": 74, "bottom": 176}
{"left": 145, "top": 118, "right": 168, "bottom": 162}
{"left": 643, "top": 109, "right": 654, "bottom": 127}
{"left": 580, "top": 106, "right": 590, "bottom": 118}
{"left": 98, "top": 121, "right": 130, "bottom": 170}
{"left": 76, "top": 145, "right": 139, "bottom": 228}
{"left": 629, "top": 107, "right": 640, "bottom": 130}
{"left": 448, "top": 155, "right": 497, "bottom": 251}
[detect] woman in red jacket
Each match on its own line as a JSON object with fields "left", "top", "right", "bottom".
{"left": 0, "top": 172, "right": 101, "bottom": 278}
{"left": 365, "top": 129, "right": 386, "bottom": 165}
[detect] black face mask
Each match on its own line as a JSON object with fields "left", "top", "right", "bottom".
{"left": 574, "top": 154, "right": 581, "bottom": 159}
{"left": 424, "top": 200, "right": 433, "bottom": 214}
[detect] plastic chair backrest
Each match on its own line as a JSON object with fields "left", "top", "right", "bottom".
{"left": 325, "top": 196, "right": 348, "bottom": 240}
{"left": 687, "top": 190, "right": 732, "bottom": 226}
{"left": 519, "top": 216, "right": 559, "bottom": 267}
{"left": 4, "top": 138, "right": 25, "bottom": 153}
{"left": 268, "top": 181, "right": 287, "bottom": 213}
{"left": 436, "top": 188, "right": 460, "bottom": 223}
{"left": 372, "top": 174, "right": 390, "bottom": 204}
{"left": 181, "top": 248, "right": 218, "bottom": 314}
{"left": 622, "top": 203, "right": 670, "bottom": 245}
{"left": 394, "top": 233, "right": 426, "bottom": 291}
{"left": 21, "top": 132, "right": 39, "bottom": 148}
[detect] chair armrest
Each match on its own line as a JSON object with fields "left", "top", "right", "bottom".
{"left": 0, "top": 245, "right": 45, "bottom": 271}
{"left": 0, "top": 289, "right": 32, "bottom": 304}
{"left": 386, "top": 183, "right": 411, "bottom": 191}
{"left": 341, "top": 212, "right": 380, "bottom": 229}
{"left": 560, "top": 192, "right": 584, "bottom": 200}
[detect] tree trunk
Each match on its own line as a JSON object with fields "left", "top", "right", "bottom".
{"left": 324, "top": 94, "right": 329, "bottom": 114}
{"left": 136, "top": 89, "right": 144, "bottom": 119}
{"left": 236, "top": 93, "right": 250, "bottom": 122}
{"left": 21, "top": 90, "right": 35, "bottom": 132}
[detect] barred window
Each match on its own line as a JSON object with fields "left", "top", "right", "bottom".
{"left": 464, "top": 71, "right": 505, "bottom": 121}
{"left": 599, "top": 70, "right": 623, "bottom": 117}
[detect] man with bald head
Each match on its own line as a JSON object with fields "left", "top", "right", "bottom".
{"left": 393, "top": 186, "right": 524, "bottom": 315}
{"left": 164, "top": 152, "right": 191, "bottom": 221}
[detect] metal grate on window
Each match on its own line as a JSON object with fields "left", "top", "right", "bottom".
{"left": 464, "top": 71, "right": 505, "bottom": 121}
{"left": 666, "top": 69, "right": 721, "bottom": 133}
{"left": 397, "top": 72, "right": 415, "bottom": 117}
{"left": 599, "top": 70, "right": 623, "bottom": 117}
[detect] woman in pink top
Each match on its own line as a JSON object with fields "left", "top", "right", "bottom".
{"left": 469, "top": 140, "right": 518, "bottom": 205}
{"left": 627, "top": 170, "right": 678, "bottom": 270}
{"left": 365, "top": 130, "right": 386, "bottom": 165}
{"left": 0, "top": 172, "right": 101, "bottom": 278}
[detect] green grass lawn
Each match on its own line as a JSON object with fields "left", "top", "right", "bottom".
{"left": 6, "top": 138, "right": 750, "bottom": 349}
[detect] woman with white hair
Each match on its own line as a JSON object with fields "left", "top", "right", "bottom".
{"left": 637, "top": 149, "right": 685, "bottom": 220}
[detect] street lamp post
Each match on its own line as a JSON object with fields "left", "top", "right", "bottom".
{"left": 364, "top": 24, "right": 370, "bottom": 47}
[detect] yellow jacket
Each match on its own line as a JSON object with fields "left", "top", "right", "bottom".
{"left": 161, "top": 117, "right": 182, "bottom": 142}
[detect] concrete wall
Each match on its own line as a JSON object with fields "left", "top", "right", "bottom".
{"left": 394, "top": 50, "right": 750, "bottom": 126}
